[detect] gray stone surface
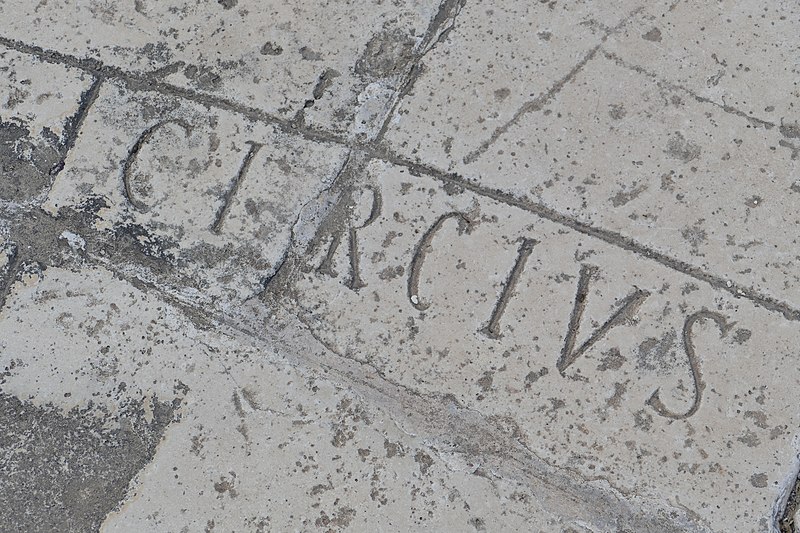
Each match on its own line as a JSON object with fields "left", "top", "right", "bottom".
{"left": 1, "top": 1, "right": 799, "bottom": 532}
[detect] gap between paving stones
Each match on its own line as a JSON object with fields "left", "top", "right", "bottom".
{"left": 0, "top": 32, "right": 797, "bottom": 325}
{"left": 0, "top": 35, "right": 349, "bottom": 148}
{"left": 601, "top": 49, "right": 776, "bottom": 131}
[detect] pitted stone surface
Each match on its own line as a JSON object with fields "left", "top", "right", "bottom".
{"left": 1, "top": 1, "right": 799, "bottom": 532}
{"left": 272, "top": 158, "right": 799, "bottom": 532}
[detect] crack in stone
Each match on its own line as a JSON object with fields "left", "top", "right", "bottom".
{"left": 602, "top": 49, "right": 776, "bottom": 131}
{"left": 373, "top": 145, "right": 800, "bottom": 323}
{"left": 372, "top": 0, "right": 467, "bottom": 143}
{"left": 1, "top": 32, "right": 797, "bottom": 325}
{"left": 0, "top": 199, "right": 711, "bottom": 533}
{"left": 777, "top": 459, "right": 800, "bottom": 533}
{"left": 462, "top": 6, "right": 644, "bottom": 164}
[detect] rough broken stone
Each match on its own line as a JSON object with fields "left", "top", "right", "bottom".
{"left": 0, "top": 49, "right": 91, "bottom": 206}
{"left": 1, "top": 1, "right": 799, "bottom": 532}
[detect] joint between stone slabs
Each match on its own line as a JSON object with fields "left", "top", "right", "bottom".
{"left": 4, "top": 32, "right": 799, "bottom": 324}
{"left": 374, "top": 147, "right": 800, "bottom": 324}
{"left": 0, "top": 34, "right": 349, "bottom": 149}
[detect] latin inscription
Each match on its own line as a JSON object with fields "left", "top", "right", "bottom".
{"left": 11, "top": 66, "right": 756, "bottom": 425}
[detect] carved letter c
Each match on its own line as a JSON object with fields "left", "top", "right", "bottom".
{"left": 407, "top": 212, "right": 471, "bottom": 311}
{"left": 122, "top": 119, "right": 194, "bottom": 212}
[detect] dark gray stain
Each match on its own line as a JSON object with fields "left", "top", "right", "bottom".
{"left": 779, "top": 465, "right": 800, "bottom": 533}
{"left": 140, "top": 41, "right": 173, "bottom": 64}
{"left": 414, "top": 450, "right": 434, "bottom": 475}
{"left": 0, "top": 393, "right": 177, "bottom": 532}
{"left": 111, "top": 222, "right": 179, "bottom": 266}
{"left": 608, "top": 103, "right": 626, "bottom": 120}
{"left": 733, "top": 328, "right": 752, "bottom": 344}
{"left": 681, "top": 221, "right": 708, "bottom": 255}
{"left": 315, "top": 507, "right": 356, "bottom": 530}
{"left": 665, "top": 132, "right": 701, "bottom": 163}
{"left": 524, "top": 367, "right": 549, "bottom": 389}
{"left": 355, "top": 29, "right": 416, "bottom": 81}
{"left": 476, "top": 371, "right": 494, "bottom": 392}
{"left": 2, "top": 35, "right": 798, "bottom": 325}
{"left": 636, "top": 330, "right": 678, "bottom": 373}
{"left": 312, "top": 68, "right": 341, "bottom": 101}
{"left": 780, "top": 119, "right": 800, "bottom": 139}
{"left": 597, "top": 348, "right": 626, "bottom": 372}
{"left": 0, "top": 121, "right": 60, "bottom": 202}
{"left": 260, "top": 42, "right": 283, "bottom": 56}
{"left": 299, "top": 46, "right": 322, "bottom": 61}
{"left": 183, "top": 64, "right": 222, "bottom": 90}
{"left": 2, "top": 205, "right": 200, "bottom": 318}
{"left": 633, "top": 409, "right": 653, "bottom": 432}
{"left": 642, "top": 28, "right": 662, "bottom": 42}
{"left": 610, "top": 184, "right": 646, "bottom": 207}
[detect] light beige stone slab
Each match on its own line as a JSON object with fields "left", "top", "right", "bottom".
{"left": 0, "top": 48, "right": 91, "bottom": 206}
{"left": 604, "top": 0, "right": 800, "bottom": 125}
{"left": 0, "top": 264, "right": 570, "bottom": 532}
{"left": 2, "top": 0, "right": 799, "bottom": 531}
{"left": 275, "top": 157, "right": 800, "bottom": 532}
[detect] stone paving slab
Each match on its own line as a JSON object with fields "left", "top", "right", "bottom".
{"left": 605, "top": 0, "right": 800, "bottom": 124}
{"left": 383, "top": 0, "right": 800, "bottom": 318}
{"left": 1, "top": 1, "right": 800, "bottom": 532}
{"left": 270, "top": 157, "right": 799, "bottom": 532}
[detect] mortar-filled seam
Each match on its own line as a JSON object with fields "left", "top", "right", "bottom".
{"left": 1, "top": 33, "right": 797, "bottom": 323}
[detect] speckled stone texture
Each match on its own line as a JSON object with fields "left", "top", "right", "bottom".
{"left": 1, "top": 1, "right": 799, "bottom": 532}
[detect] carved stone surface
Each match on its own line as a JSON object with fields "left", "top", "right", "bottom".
{"left": 1, "top": 1, "right": 798, "bottom": 532}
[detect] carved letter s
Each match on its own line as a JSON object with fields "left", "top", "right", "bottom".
{"left": 647, "top": 310, "right": 731, "bottom": 420}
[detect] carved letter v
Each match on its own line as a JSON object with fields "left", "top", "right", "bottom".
{"left": 557, "top": 264, "right": 649, "bottom": 375}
